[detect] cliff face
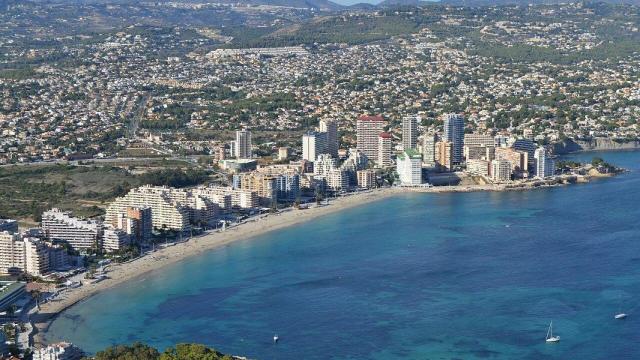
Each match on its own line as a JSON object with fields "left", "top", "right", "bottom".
{"left": 554, "top": 138, "right": 640, "bottom": 154}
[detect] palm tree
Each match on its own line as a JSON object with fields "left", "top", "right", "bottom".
{"left": 31, "top": 290, "right": 42, "bottom": 310}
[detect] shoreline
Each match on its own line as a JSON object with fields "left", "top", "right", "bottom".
{"left": 33, "top": 187, "right": 403, "bottom": 345}
{"left": 32, "top": 172, "right": 618, "bottom": 345}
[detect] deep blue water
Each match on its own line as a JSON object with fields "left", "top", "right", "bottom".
{"left": 46, "top": 150, "right": 640, "bottom": 359}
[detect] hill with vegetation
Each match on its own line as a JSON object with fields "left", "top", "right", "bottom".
{"left": 84, "top": 342, "right": 237, "bottom": 360}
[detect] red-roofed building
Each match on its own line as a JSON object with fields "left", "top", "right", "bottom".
{"left": 358, "top": 115, "right": 384, "bottom": 122}
{"left": 357, "top": 115, "right": 386, "bottom": 160}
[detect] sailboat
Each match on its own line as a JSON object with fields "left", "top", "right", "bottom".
{"left": 545, "top": 321, "right": 560, "bottom": 343}
{"left": 615, "top": 297, "right": 628, "bottom": 319}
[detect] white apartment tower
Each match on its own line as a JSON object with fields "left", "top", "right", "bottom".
{"left": 397, "top": 150, "right": 423, "bottom": 185}
{"left": 235, "top": 129, "right": 252, "bottom": 159}
{"left": 402, "top": 115, "right": 419, "bottom": 151}
{"left": 357, "top": 115, "right": 385, "bottom": 160}
{"left": 534, "top": 147, "right": 555, "bottom": 178}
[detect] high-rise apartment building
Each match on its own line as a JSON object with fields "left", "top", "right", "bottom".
{"left": 495, "top": 147, "right": 528, "bottom": 175}
{"left": 114, "top": 207, "right": 152, "bottom": 243}
{"left": 377, "top": 132, "right": 392, "bottom": 168}
{"left": 302, "top": 131, "right": 327, "bottom": 161}
{"left": 326, "top": 169, "right": 349, "bottom": 192}
{"left": 235, "top": 173, "right": 297, "bottom": 205}
{"left": 463, "top": 133, "right": 494, "bottom": 148}
{"left": 402, "top": 115, "right": 419, "bottom": 151}
{"left": 42, "top": 209, "right": 102, "bottom": 251}
{"left": 435, "top": 141, "right": 453, "bottom": 171}
{"left": 357, "top": 115, "right": 385, "bottom": 160}
{"left": 443, "top": 114, "right": 464, "bottom": 165}
{"left": 491, "top": 159, "right": 512, "bottom": 182}
{"left": 319, "top": 119, "right": 338, "bottom": 158}
{"left": 234, "top": 129, "right": 252, "bottom": 159}
{"left": 534, "top": 147, "right": 555, "bottom": 178}
{"left": 0, "top": 232, "right": 50, "bottom": 277}
{"left": 512, "top": 138, "right": 537, "bottom": 170}
{"left": 201, "top": 186, "right": 258, "bottom": 209}
{"left": 357, "top": 170, "right": 376, "bottom": 189}
{"left": 106, "top": 186, "right": 220, "bottom": 232}
{"left": 397, "top": 150, "right": 423, "bottom": 185}
{"left": 102, "top": 227, "right": 131, "bottom": 253}
{"left": 421, "top": 133, "right": 437, "bottom": 167}
{"left": 314, "top": 154, "right": 337, "bottom": 176}
{"left": 0, "top": 232, "right": 25, "bottom": 275}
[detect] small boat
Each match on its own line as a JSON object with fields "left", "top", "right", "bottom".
{"left": 545, "top": 321, "right": 560, "bottom": 343}
{"left": 615, "top": 313, "right": 627, "bottom": 319}
{"left": 273, "top": 334, "right": 279, "bottom": 343}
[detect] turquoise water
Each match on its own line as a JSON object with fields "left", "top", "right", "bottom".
{"left": 46, "top": 151, "right": 640, "bottom": 359}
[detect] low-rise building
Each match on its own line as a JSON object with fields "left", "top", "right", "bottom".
{"left": 32, "top": 342, "right": 82, "bottom": 360}
{"left": 0, "top": 219, "right": 18, "bottom": 234}
{"left": 467, "top": 159, "right": 490, "bottom": 176}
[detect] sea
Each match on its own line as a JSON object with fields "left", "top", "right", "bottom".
{"left": 45, "top": 150, "right": 640, "bottom": 359}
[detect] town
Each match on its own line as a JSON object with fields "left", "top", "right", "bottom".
{"left": 0, "top": 0, "right": 638, "bottom": 358}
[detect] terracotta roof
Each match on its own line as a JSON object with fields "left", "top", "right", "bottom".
{"left": 358, "top": 115, "right": 384, "bottom": 122}
{"left": 379, "top": 132, "right": 392, "bottom": 139}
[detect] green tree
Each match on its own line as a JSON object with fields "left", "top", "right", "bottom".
{"left": 160, "top": 343, "right": 232, "bottom": 360}
{"left": 92, "top": 342, "right": 160, "bottom": 360}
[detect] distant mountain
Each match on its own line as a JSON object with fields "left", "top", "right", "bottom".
{"left": 347, "top": 2, "right": 379, "bottom": 9}
{"left": 440, "top": 0, "right": 640, "bottom": 5}
{"left": 27, "top": 0, "right": 344, "bottom": 11}
{"left": 376, "top": 0, "right": 431, "bottom": 7}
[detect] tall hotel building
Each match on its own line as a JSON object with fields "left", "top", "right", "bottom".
{"left": 377, "top": 132, "right": 393, "bottom": 168}
{"left": 356, "top": 115, "right": 385, "bottom": 160}
{"left": 235, "top": 129, "right": 252, "bottom": 159}
{"left": 402, "top": 115, "right": 419, "bottom": 151}
{"left": 443, "top": 114, "right": 464, "bottom": 165}
{"left": 42, "top": 209, "right": 102, "bottom": 250}
{"left": 319, "top": 119, "right": 338, "bottom": 158}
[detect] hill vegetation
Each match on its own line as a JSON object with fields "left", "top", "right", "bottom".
{"left": 86, "top": 342, "right": 235, "bottom": 360}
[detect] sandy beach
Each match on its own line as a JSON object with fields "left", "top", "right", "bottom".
{"left": 33, "top": 187, "right": 402, "bottom": 343}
